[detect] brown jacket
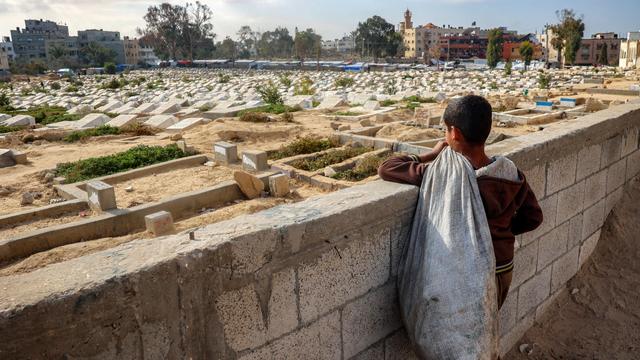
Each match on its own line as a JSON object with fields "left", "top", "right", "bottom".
{"left": 378, "top": 154, "right": 543, "bottom": 272}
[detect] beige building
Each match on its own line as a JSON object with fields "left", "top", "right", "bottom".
{"left": 619, "top": 32, "right": 640, "bottom": 69}
{"left": 124, "top": 36, "right": 140, "bottom": 65}
{"left": 0, "top": 51, "right": 8, "bottom": 70}
{"left": 538, "top": 27, "right": 560, "bottom": 66}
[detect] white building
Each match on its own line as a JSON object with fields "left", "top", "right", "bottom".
{"left": 620, "top": 31, "right": 640, "bottom": 69}
{"left": 0, "top": 37, "right": 14, "bottom": 70}
{"left": 139, "top": 44, "right": 160, "bottom": 66}
{"left": 322, "top": 35, "right": 356, "bottom": 53}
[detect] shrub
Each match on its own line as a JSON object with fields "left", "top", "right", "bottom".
{"left": 256, "top": 81, "right": 283, "bottom": 105}
{"left": 384, "top": 80, "right": 398, "bottom": 95}
{"left": 239, "top": 103, "right": 299, "bottom": 116}
{"left": 279, "top": 74, "right": 292, "bottom": 87}
{"left": 505, "top": 60, "right": 512, "bottom": 75}
{"left": 64, "top": 125, "right": 121, "bottom": 142}
{"left": 50, "top": 82, "right": 61, "bottom": 90}
{"left": 312, "top": 100, "right": 320, "bottom": 107}
{"left": 269, "top": 137, "right": 338, "bottom": 160}
{"left": 101, "top": 78, "right": 127, "bottom": 90}
{"left": 0, "top": 125, "right": 23, "bottom": 134}
{"left": 538, "top": 74, "right": 551, "bottom": 89}
{"left": 489, "top": 82, "right": 498, "bottom": 90}
{"left": 240, "top": 112, "right": 270, "bottom": 123}
{"left": 217, "top": 73, "right": 231, "bottom": 83}
{"left": 120, "top": 123, "right": 158, "bottom": 136}
{"left": 2, "top": 105, "right": 81, "bottom": 125}
{"left": 379, "top": 99, "right": 397, "bottom": 107}
{"left": 290, "top": 146, "right": 371, "bottom": 171}
{"left": 331, "top": 153, "right": 391, "bottom": 181}
{"left": 198, "top": 105, "right": 212, "bottom": 112}
{"left": 281, "top": 112, "right": 294, "bottom": 123}
{"left": 334, "top": 76, "right": 355, "bottom": 88}
{"left": 403, "top": 95, "right": 435, "bottom": 103}
{"left": 55, "top": 144, "right": 191, "bottom": 183}
{"left": 334, "top": 111, "right": 364, "bottom": 116}
{"left": 104, "top": 62, "right": 116, "bottom": 74}
{"left": 294, "top": 76, "right": 315, "bottom": 95}
{"left": 65, "top": 85, "right": 79, "bottom": 93}
{"left": 0, "top": 92, "right": 10, "bottom": 107}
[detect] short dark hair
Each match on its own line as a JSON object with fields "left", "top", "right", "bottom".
{"left": 442, "top": 95, "right": 492, "bottom": 145}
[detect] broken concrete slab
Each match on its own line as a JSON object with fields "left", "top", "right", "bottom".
{"left": 234, "top": 170, "right": 264, "bottom": 199}
{"left": 269, "top": 174, "right": 290, "bottom": 197}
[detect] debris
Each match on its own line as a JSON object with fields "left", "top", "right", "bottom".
{"left": 124, "top": 185, "right": 134, "bottom": 193}
{"left": 20, "top": 192, "right": 34, "bottom": 205}
{"left": 571, "top": 288, "right": 580, "bottom": 295}
{"left": 233, "top": 170, "right": 264, "bottom": 199}
{"left": 519, "top": 343, "right": 533, "bottom": 355}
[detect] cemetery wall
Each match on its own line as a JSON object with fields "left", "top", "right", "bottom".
{"left": 1, "top": 102, "right": 639, "bottom": 359}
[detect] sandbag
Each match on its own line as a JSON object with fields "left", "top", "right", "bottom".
{"left": 398, "top": 147, "right": 498, "bottom": 359}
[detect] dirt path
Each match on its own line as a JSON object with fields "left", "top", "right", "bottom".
{"left": 506, "top": 177, "right": 640, "bottom": 359}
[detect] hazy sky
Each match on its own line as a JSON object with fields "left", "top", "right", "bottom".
{"left": 1, "top": 0, "right": 639, "bottom": 42}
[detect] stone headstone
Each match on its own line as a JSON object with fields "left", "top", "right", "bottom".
{"left": 145, "top": 211, "right": 175, "bottom": 236}
{"left": 214, "top": 142, "right": 238, "bottom": 164}
{"left": 269, "top": 174, "right": 290, "bottom": 197}
{"left": 242, "top": 150, "right": 269, "bottom": 172}
{"left": 86, "top": 181, "right": 117, "bottom": 212}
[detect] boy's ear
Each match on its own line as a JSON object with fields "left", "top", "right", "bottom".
{"left": 451, "top": 126, "right": 465, "bottom": 142}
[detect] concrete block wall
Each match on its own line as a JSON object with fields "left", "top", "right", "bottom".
{"left": 0, "top": 102, "right": 639, "bottom": 359}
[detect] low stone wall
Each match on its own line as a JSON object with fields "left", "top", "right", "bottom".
{"left": 1, "top": 102, "right": 639, "bottom": 359}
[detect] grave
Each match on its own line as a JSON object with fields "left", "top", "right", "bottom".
{"left": 166, "top": 117, "right": 205, "bottom": 133}
{"left": 214, "top": 142, "right": 238, "bottom": 164}
{"left": 144, "top": 211, "right": 175, "bottom": 236}
{"left": 106, "top": 114, "right": 139, "bottom": 128}
{"left": 86, "top": 181, "right": 117, "bottom": 212}
{"left": 242, "top": 150, "right": 269, "bottom": 172}
{"left": 1, "top": 115, "right": 35, "bottom": 127}
{"left": 74, "top": 113, "right": 111, "bottom": 129}
{"left": 144, "top": 115, "right": 179, "bottom": 129}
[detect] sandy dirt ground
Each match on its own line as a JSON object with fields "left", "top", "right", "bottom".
{"left": 113, "top": 164, "right": 235, "bottom": 208}
{"left": 376, "top": 123, "right": 445, "bottom": 142}
{"left": 0, "top": 180, "right": 324, "bottom": 276}
{"left": 506, "top": 177, "right": 640, "bottom": 359}
{"left": 0, "top": 209, "right": 93, "bottom": 240}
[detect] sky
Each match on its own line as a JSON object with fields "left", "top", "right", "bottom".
{"left": 1, "top": 0, "right": 639, "bottom": 42}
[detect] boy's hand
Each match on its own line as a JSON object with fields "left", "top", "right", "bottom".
{"left": 430, "top": 141, "right": 449, "bottom": 156}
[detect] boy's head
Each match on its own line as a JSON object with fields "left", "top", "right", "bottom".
{"left": 443, "top": 95, "right": 492, "bottom": 150}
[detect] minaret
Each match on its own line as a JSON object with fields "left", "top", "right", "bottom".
{"left": 404, "top": 8, "right": 413, "bottom": 30}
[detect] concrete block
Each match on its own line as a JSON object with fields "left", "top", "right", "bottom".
{"left": 516, "top": 266, "right": 551, "bottom": 319}
{"left": 213, "top": 141, "right": 238, "bottom": 164}
{"left": 269, "top": 174, "right": 290, "bottom": 197}
{"left": 106, "top": 114, "right": 139, "bottom": 128}
{"left": 0, "top": 149, "right": 15, "bottom": 167}
{"left": 298, "top": 226, "right": 390, "bottom": 322}
{"left": 512, "top": 240, "right": 538, "bottom": 289}
{"left": 75, "top": 113, "right": 111, "bottom": 129}
{"left": 567, "top": 214, "right": 583, "bottom": 248}
{"left": 579, "top": 230, "right": 601, "bottom": 268}
{"left": 234, "top": 170, "right": 264, "bottom": 200}
{"left": 166, "top": 117, "right": 204, "bottom": 132}
{"left": 534, "top": 288, "right": 562, "bottom": 323}
{"left": 144, "top": 211, "right": 175, "bottom": 236}
{"left": 97, "top": 100, "right": 123, "bottom": 113}
{"left": 550, "top": 246, "right": 579, "bottom": 292}
{"left": 2, "top": 115, "right": 35, "bottom": 127}
{"left": 351, "top": 342, "right": 384, "bottom": 360}
{"left": 384, "top": 331, "right": 419, "bottom": 360}
{"left": 523, "top": 163, "right": 546, "bottom": 198}
{"left": 583, "top": 170, "right": 607, "bottom": 208}
{"left": 242, "top": 150, "right": 269, "bottom": 172}
{"left": 521, "top": 194, "right": 557, "bottom": 245}
{"left": 390, "top": 213, "right": 412, "bottom": 276}
{"left": 150, "top": 102, "right": 181, "bottom": 115}
{"left": 606, "top": 159, "right": 626, "bottom": 194}
{"left": 627, "top": 150, "right": 640, "bottom": 181}
{"left": 10, "top": 150, "right": 28, "bottom": 164}
{"left": 546, "top": 152, "right": 577, "bottom": 194}
{"left": 144, "top": 115, "right": 178, "bottom": 129}
{"left": 342, "top": 283, "right": 401, "bottom": 358}
{"left": 576, "top": 144, "right": 601, "bottom": 180}
{"left": 600, "top": 135, "right": 622, "bottom": 168}
{"left": 621, "top": 127, "right": 639, "bottom": 157}
{"left": 605, "top": 186, "right": 623, "bottom": 218}
{"left": 498, "top": 288, "right": 518, "bottom": 337}
{"left": 86, "top": 180, "right": 117, "bottom": 211}
{"left": 581, "top": 199, "right": 605, "bottom": 241}
{"left": 537, "top": 221, "right": 569, "bottom": 270}
{"left": 214, "top": 268, "right": 297, "bottom": 352}
{"left": 238, "top": 312, "right": 341, "bottom": 360}
{"left": 133, "top": 102, "right": 158, "bottom": 114}
{"left": 555, "top": 180, "right": 585, "bottom": 224}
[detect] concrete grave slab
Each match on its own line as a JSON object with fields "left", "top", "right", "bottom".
{"left": 75, "top": 113, "right": 111, "bottom": 129}
{"left": 144, "top": 115, "right": 179, "bottom": 129}
{"left": 1, "top": 115, "right": 35, "bottom": 127}
{"left": 106, "top": 114, "right": 139, "bottom": 128}
{"left": 166, "top": 117, "right": 205, "bottom": 133}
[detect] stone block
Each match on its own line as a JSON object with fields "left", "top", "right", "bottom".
{"left": 144, "top": 211, "right": 175, "bottom": 236}
{"left": 579, "top": 230, "right": 601, "bottom": 268}
{"left": 583, "top": 170, "right": 607, "bottom": 208}
{"left": 144, "top": 115, "right": 179, "bottom": 129}
{"left": 86, "top": 180, "right": 117, "bottom": 212}
{"left": 342, "top": 284, "right": 401, "bottom": 358}
{"left": 214, "top": 268, "right": 297, "bottom": 352}
{"left": 238, "top": 312, "right": 341, "bottom": 360}
{"left": 512, "top": 240, "right": 538, "bottom": 289}
{"left": 550, "top": 246, "right": 579, "bottom": 292}
{"left": 546, "top": 153, "right": 577, "bottom": 194}
{"left": 627, "top": 150, "right": 640, "bottom": 181}
{"left": 605, "top": 186, "right": 623, "bottom": 218}
{"left": 523, "top": 163, "right": 546, "bottom": 198}
{"left": 521, "top": 194, "right": 557, "bottom": 245}
{"left": 234, "top": 170, "right": 264, "bottom": 199}
{"left": 576, "top": 144, "right": 601, "bottom": 180}
{"left": 242, "top": 150, "right": 269, "bottom": 172}
{"left": 269, "top": 174, "right": 290, "bottom": 197}
{"left": 621, "top": 127, "right": 639, "bottom": 157}
{"left": 517, "top": 266, "right": 551, "bottom": 319}
{"left": 363, "top": 100, "right": 380, "bottom": 111}
{"left": 384, "top": 331, "right": 419, "bottom": 360}
{"left": 581, "top": 199, "right": 605, "bottom": 241}
{"left": 10, "top": 150, "right": 27, "bottom": 164}
{"left": 606, "top": 159, "right": 626, "bottom": 194}
{"left": 351, "top": 342, "right": 384, "bottom": 360}
{"left": 567, "top": 214, "right": 583, "bottom": 248}
{"left": 555, "top": 180, "right": 585, "bottom": 224}
{"left": 390, "top": 213, "right": 412, "bottom": 276}
{"left": 600, "top": 135, "right": 622, "bottom": 168}
{"left": 0, "top": 149, "right": 15, "bottom": 168}
{"left": 298, "top": 226, "right": 390, "bottom": 322}
{"left": 537, "top": 222, "right": 569, "bottom": 270}
{"left": 499, "top": 287, "right": 518, "bottom": 336}
{"left": 213, "top": 141, "right": 238, "bottom": 164}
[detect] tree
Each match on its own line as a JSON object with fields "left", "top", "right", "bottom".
{"left": 80, "top": 42, "right": 117, "bottom": 67}
{"left": 142, "top": 3, "right": 187, "bottom": 60}
{"left": 180, "top": 1, "right": 215, "bottom": 61}
{"left": 257, "top": 27, "right": 294, "bottom": 59}
{"left": 550, "top": 9, "right": 585, "bottom": 67}
{"left": 294, "top": 28, "right": 322, "bottom": 63}
{"left": 354, "top": 16, "right": 400, "bottom": 61}
{"left": 504, "top": 59, "right": 512, "bottom": 75}
{"left": 237, "top": 26, "right": 259, "bottom": 59}
{"left": 598, "top": 44, "right": 609, "bottom": 65}
{"left": 519, "top": 41, "right": 534, "bottom": 70}
{"left": 48, "top": 44, "right": 67, "bottom": 69}
{"left": 486, "top": 28, "right": 504, "bottom": 69}
{"left": 215, "top": 37, "right": 237, "bottom": 60}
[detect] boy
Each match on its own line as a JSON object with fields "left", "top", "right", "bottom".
{"left": 378, "top": 95, "right": 543, "bottom": 309}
